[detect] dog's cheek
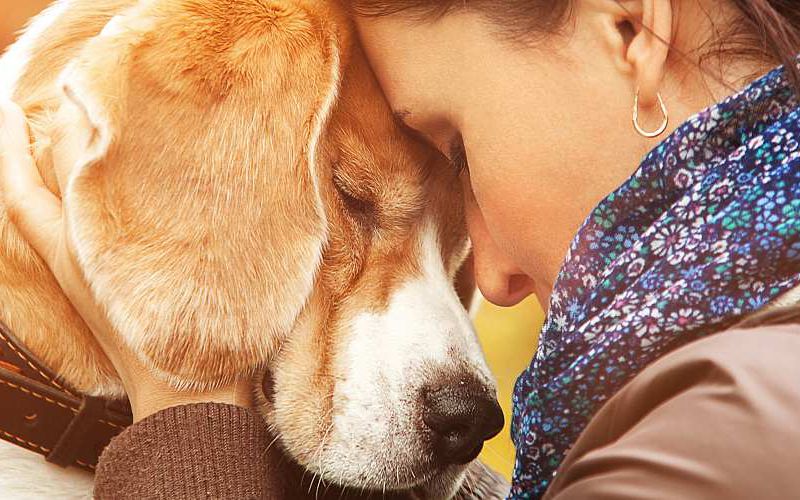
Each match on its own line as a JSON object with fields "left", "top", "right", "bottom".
{"left": 263, "top": 293, "right": 341, "bottom": 463}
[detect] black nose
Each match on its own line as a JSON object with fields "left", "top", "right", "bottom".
{"left": 422, "top": 382, "right": 504, "bottom": 465}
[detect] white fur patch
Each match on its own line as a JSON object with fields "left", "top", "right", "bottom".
{"left": 0, "top": 0, "right": 71, "bottom": 99}
{"left": 0, "top": 440, "right": 93, "bottom": 499}
{"left": 310, "top": 220, "right": 494, "bottom": 491}
{"left": 98, "top": 14, "right": 126, "bottom": 37}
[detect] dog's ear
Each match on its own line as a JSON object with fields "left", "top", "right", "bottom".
{"left": 57, "top": 0, "right": 344, "bottom": 388}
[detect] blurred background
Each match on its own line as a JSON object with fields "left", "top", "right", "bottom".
{"left": 0, "top": 0, "right": 544, "bottom": 480}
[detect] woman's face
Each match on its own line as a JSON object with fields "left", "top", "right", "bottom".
{"left": 355, "top": 1, "right": 734, "bottom": 305}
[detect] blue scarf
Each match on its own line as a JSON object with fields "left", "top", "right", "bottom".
{"left": 510, "top": 62, "right": 800, "bottom": 498}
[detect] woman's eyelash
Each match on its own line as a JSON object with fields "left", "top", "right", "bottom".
{"left": 448, "top": 134, "right": 468, "bottom": 175}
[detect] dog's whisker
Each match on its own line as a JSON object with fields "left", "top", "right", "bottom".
{"left": 337, "top": 482, "right": 348, "bottom": 500}
{"left": 308, "top": 470, "right": 322, "bottom": 497}
{"left": 477, "top": 460, "right": 493, "bottom": 477}
{"left": 315, "top": 472, "right": 327, "bottom": 500}
{"left": 464, "top": 465, "right": 479, "bottom": 496}
{"left": 262, "top": 433, "right": 282, "bottom": 458}
{"left": 300, "top": 463, "right": 315, "bottom": 493}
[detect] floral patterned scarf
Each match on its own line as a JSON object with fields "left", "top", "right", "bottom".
{"left": 510, "top": 61, "right": 800, "bottom": 498}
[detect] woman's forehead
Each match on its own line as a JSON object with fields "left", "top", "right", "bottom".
{"left": 355, "top": 16, "right": 466, "bottom": 118}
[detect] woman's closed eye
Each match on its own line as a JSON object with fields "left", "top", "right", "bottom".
{"left": 389, "top": 109, "right": 467, "bottom": 176}
{"left": 448, "top": 133, "right": 468, "bottom": 175}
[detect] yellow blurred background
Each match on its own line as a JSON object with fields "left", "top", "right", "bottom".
{"left": 474, "top": 298, "right": 543, "bottom": 479}
{"left": 0, "top": 0, "right": 545, "bottom": 481}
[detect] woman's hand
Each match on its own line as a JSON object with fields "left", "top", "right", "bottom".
{"left": 0, "top": 101, "right": 252, "bottom": 421}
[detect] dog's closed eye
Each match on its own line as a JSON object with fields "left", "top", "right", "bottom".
{"left": 333, "top": 170, "right": 378, "bottom": 227}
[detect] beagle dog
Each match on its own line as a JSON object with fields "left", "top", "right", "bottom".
{"left": 0, "top": 0, "right": 504, "bottom": 498}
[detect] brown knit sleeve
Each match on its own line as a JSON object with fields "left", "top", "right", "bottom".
{"left": 93, "top": 402, "right": 511, "bottom": 500}
{"left": 94, "top": 403, "right": 278, "bottom": 500}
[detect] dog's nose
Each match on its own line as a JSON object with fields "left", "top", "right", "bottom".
{"left": 422, "top": 382, "right": 504, "bottom": 465}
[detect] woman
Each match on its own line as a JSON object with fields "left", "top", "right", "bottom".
{"left": 2, "top": 0, "right": 799, "bottom": 498}
{"left": 350, "top": 0, "right": 800, "bottom": 497}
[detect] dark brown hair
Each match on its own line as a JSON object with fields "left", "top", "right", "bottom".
{"left": 349, "top": 0, "right": 800, "bottom": 94}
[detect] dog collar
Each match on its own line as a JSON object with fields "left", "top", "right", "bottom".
{"left": 0, "top": 320, "right": 131, "bottom": 471}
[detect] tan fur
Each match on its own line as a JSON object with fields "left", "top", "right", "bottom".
{"left": 62, "top": 0, "right": 348, "bottom": 387}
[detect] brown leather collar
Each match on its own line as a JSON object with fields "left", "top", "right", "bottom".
{"left": 0, "top": 320, "right": 131, "bottom": 471}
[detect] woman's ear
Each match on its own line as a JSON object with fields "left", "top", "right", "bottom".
{"left": 593, "top": 0, "right": 673, "bottom": 105}
{"left": 621, "top": 0, "right": 674, "bottom": 106}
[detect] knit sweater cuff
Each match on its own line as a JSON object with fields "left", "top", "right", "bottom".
{"left": 94, "top": 403, "right": 272, "bottom": 500}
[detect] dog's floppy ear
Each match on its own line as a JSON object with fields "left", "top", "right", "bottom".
{"left": 58, "top": 0, "right": 343, "bottom": 387}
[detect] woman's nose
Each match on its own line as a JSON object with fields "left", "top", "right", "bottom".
{"left": 465, "top": 192, "right": 535, "bottom": 307}
{"left": 471, "top": 233, "right": 536, "bottom": 307}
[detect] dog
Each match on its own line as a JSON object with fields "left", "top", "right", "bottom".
{"left": 0, "top": 0, "right": 507, "bottom": 498}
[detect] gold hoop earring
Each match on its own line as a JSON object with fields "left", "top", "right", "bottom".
{"left": 632, "top": 89, "right": 669, "bottom": 138}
